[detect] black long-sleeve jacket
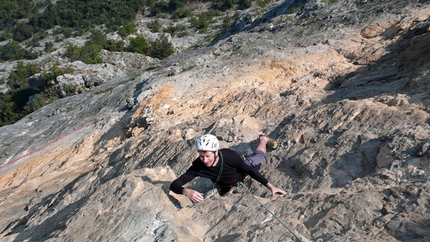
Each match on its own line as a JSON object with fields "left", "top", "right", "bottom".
{"left": 170, "top": 148, "right": 269, "bottom": 194}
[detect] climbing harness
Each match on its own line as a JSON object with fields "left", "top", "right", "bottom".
{"left": 237, "top": 182, "right": 306, "bottom": 242}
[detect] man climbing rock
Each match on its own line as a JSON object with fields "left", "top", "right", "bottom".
{"left": 170, "top": 134, "right": 286, "bottom": 203}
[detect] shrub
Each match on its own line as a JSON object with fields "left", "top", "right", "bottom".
{"left": 238, "top": 0, "right": 252, "bottom": 10}
{"left": 190, "top": 14, "right": 209, "bottom": 33}
{"left": 0, "top": 94, "right": 18, "bottom": 126}
{"left": 118, "top": 22, "right": 136, "bottom": 37}
{"left": 147, "top": 20, "right": 162, "bottom": 33}
{"left": 65, "top": 41, "right": 103, "bottom": 64}
{"left": 26, "top": 93, "right": 47, "bottom": 113}
{"left": 12, "top": 22, "right": 35, "bottom": 42}
{"left": 172, "top": 8, "right": 192, "bottom": 19}
{"left": 105, "top": 40, "right": 125, "bottom": 52}
{"left": 0, "top": 41, "right": 27, "bottom": 61}
{"left": 128, "top": 36, "right": 149, "bottom": 55}
{"left": 63, "top": 27, "right": 73, "bottom": 38}
{"left": 150, "top": 1, "right": 169, "bottom": 16}
{"left": 169, "top": 0, "right": 185, "bottom": 11}
{"left": 8, "top": 61, "right": 40, "bottom": 91}
{"left": 25, "top": 50, "right": 39, "bottom": 60}
{"left": 45, "top": 42, "right": 55, "bottom": 52}
{"left": 163, "top": 24, "right": 187, "bottom": 36}
{"left": 211, "top": 0, "right": 238, "bottom": 11}
{"left": 90, "top": 30, "right": 107, "bottom": 44}
{"left": 148, "top": 35, "right": 174, "bottom": 59}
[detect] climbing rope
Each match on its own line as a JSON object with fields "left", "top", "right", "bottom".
{"left": 237, "top": 182, "right": 306, "bottom": 242}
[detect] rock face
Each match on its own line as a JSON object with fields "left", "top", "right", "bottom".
{"left": 1, "top": 0, "right": 430, "bottom": 241}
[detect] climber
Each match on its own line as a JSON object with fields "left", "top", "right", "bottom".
{"left": 170, "top": 133, "right": 286, "bottom": 203}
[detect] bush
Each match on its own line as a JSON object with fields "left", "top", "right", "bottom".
{"left": 25, "top": 50, "right": 39, "bottom": 60}
{"left": 0, "top": 61, "right": 41, "bottom": 123}
{"left": 65, "top": 41, "right": 103, "bottom": 64}
{"left": 0, "top": 30, "right": 12, "bottom": 41}
{"left": 63, "top": 27, "right": 73, "bottom": 38}
{"left": 45, "top": 42, "right": 55, "bottom": 52}
{"left": 147, "top": 20, "right": 162, "bottom": 33}
{"left": 169, "top": 0, "right": 185, "bottom": 11}
{"left": 211, "top": 0, "right": 238, "bottom": 10}
{"left": 8, "top": 61, "right": 40, "bottom": 91}
{"left": 118, "top": 22, "right": 136, "bottom": 37}
{"left": 150, "top": 1, "right": 169, "bottom": 16}
{"left": 26, "top": 93, "right": 47, "bottom": 113}
{"left": 163, "top": 24, "right": 187, "bottom": 36}
{"left": 172, "top": 8, "right": 192, "bottom": 19}
{"left": 0, "top": 94, "right": 18, "bottom": 126}
{"left": 190, "top": 14, "right": 209, "bottom": 33}
{"left": 105, "top": 40, "right": 125, "bottom": 52}
{"left": 128, "top": 36, "right": 149, "bottom": 55}
{"left": 10, "top": 0, "right": 149, "bottom": 43}
{"left": 80, "top": 41, "right": 103, "bottom": 64}
{"left": 238, "top": 0, "right": 252, "bottom": 10}
{"left": 148, "top": 35, "right": 174, "bottom": 59}
{"left": 12, "top": 22, "right": 35, "bottom": 42}
{"left": 0, "top": 41, "right": 27, "bottom": 61}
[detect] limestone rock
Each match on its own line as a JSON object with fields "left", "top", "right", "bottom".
{"left": 1, "top": 1, "right": 430, "bottom": 242}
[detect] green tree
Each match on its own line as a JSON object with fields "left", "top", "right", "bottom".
{"left": 129, "top": 36, "right": 149, "bottom": 54}
{"left": 149, "top": 35, "right": 174, "bottom": 59}
{"left": 7, "top": 61, "right": 39, "bottom": 115}
{"left": 12, "top": 22, "right": 34, "bottom": 42}
{"left": 147, "top": 20, "right": 162, "bottom": 33}
{"left": 0, "top": 94, "right": 18, "bottom": 126}
{"left": 150, "top": 1, "right": 169, "bottom": 16}
{"left": 25, "top": 93, "right": 47, "bottom": 113}
{"left": 238, "top": 0, "right": 252, "bottom": 10}
{"left": 0, "top": 41, "right": 27, "bottom": 61}
{"left": 105, "top": 40, "right": 125, "bottom": 52}
{"left": 211, "top": 0, "right": 238, "bottom": 10}
{"left": 118, "top": 22, "right": 136, "bottom": 37}
{"left": 65, "top": 41, "right": 103, "bottom": 64}
{"left": 169, "top": 0, "right": 185, "bottom": 11}
{"left": 90, "top": 30, "right": 107, "bottom": 44}
{"left": 8, "top": 61, "right": 40, "bottom": 91}
{"left": 45, "top": 42, "right": 55, "bottom": 52}
{"left": 79, "top": 41, "right": 103, "bottom": 64}
{"left": 172, "top": 7, "right": 192, "bottom": 19}
{"left": 65, "top": 43, "right": 81, "bottom": 62}
{"left": 190, "top": 14, "right": 209, "bottom": 33}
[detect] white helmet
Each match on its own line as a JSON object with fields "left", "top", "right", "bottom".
{"left": 196, "top": 134, "right": 219, "bottom": 151}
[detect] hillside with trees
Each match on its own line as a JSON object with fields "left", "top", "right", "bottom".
{"left": 1, "top": 0, "right": 271, "bottom": 127}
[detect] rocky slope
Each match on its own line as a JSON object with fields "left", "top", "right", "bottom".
{"left": 1, "top": 0, "right": 430, "bottom": 241}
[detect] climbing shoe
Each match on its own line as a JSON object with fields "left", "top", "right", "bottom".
{"left": 266, "top": 136, "right": 278, "bottom": 150}
{"left": 260, "top": 134, "right": 278, "bottom": 150}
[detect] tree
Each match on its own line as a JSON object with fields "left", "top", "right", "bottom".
{"left": 80, "top": 41, "right": 103, "bottom": 64}
{"left": 118, "top": 22, "right": 136, "bottom": 37}
{"left": 129, "top": 36, "right": 149, "bottom": 55}
{"left": 8, "top": 61, "right": 40, "bottom": 91}
{"left": 211, "top": 0, "right": 238, "bottom": 10}
{"left": 149, "top": 35, "right": 174, "bottom": 59}
{"left": 0, "top": 41, "right": 27, "bottom": 61}
{"left": 0, "top": 94, "right": 18, "bottom": 126}
{"left": 13, "top": 22, "right": 34, "bottom": 41}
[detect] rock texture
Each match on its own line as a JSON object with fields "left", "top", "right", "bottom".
{"left": 1, "top": 0, "right": 430, "bottom": 241}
